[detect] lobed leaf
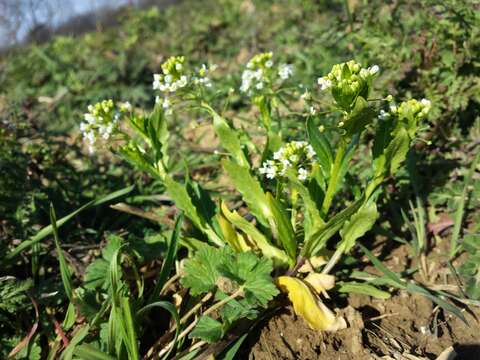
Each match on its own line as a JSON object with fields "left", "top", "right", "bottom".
{"left": 222, "top": 159, "right": 272, "bottom": 227}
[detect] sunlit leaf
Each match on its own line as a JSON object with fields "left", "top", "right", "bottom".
{"left": 277, "top": 276, "right": 346, "bottom": 331}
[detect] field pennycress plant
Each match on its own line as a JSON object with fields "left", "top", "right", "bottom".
{"left": 77, "top": 54, "right": 431, "bottom": 354}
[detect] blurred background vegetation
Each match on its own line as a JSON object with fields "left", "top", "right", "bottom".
{"left": 0, "top": 0, "right": 479, "bottom": 357}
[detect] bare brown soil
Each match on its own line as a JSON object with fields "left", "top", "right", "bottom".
{"left": 243, "top": 291, "right": 479, "bottom": 360}
{"left": 241, "top": 241, "right": 480, "bottom": 360}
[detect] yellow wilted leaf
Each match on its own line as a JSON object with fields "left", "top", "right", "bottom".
{"left": 304, "top": 273, "right": 335, "bottom": 293}
{"left": 298, "top": 256, "right": 327, "bottom": 273}
{"left": 277, "top": 276, "right": 346, "bottom": 331}
{"left": 216, "top": 213, "right": 252, "bottom": 252}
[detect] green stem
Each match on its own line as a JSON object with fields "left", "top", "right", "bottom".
{"left": 322, "top": 139, "right": 347, "bottom": 215}
{"left": 449, "top": 151, "right": 480, "bottom": 258}
{"left": 290, "top": 188, "right": 298, "bottom": 230}
{"left": 158, "top": 287, "right": 244, "bottom": 357}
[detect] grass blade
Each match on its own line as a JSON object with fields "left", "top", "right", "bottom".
{"left": 74, "top": 344, "right": 116, "bottom": 360}
{"left": 450, "top": 151, "right": 480, "bottom": 258}
{"left": 50, "top": 204, "right": 74, "bottom": 301}
{"left": 137, "top": 301, "right": 180, "bottom": 360}
{"left": 150, "top": 214, "right": 183, "bottom": 301}
{"left": 359, "top": 244, "right": 466, "bottom": 323}
{"left": 7, "top": 185, "right": 135, "bottom": 259}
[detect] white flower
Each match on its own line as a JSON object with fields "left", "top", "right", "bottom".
{"left": 85, "top": 131, "right": 95, "bottom": 144}
{"left": 179, "top": 75, "right": 188, "bottom": 87}
{"left": 389, "top": 104, "right": 398, "bottom": 113}
{"left": 260, "top": 141, "right": 316, "bottom": 181}
{"left": 259, "top": 160, "right": 277, "bottom": 179}
{"left": 298, "top": 168, "right": 308, "bottom": 181}
{"left": 301, "top": 90, "right": 311, "bottom": 100}
{"left": 84, "top": 113, "right": 96, "bottom": 124}
{"left": 289, "top": 154, "right": 298, "bottom": 162}
{"left": 309, "top": 106, "right": 317, "bottom": 115}
{"left": 317, "top": 77, "right": 332, "bottom": 91}
{"left": 359, "top": 68, "right": 369, "bottom": 78}
{"left": 119, "top": 101, "right": 132, "bottom": 112}
{"left": 162, "top": 98, "right": 170, "bottom": 109}
{"left": 278, "top": 64, "right": 294, "bottom": 80}
{"left": 175, "top": 63, "right": 183, "bottom": 71}
{"left": 379, "top": 109, "right": 390, "bottom": 120}
{"left": 420, "top": 98, "right": 431, "bottom": 107}
{"left": 369, "top": 65, "right": 380, "bottom": 75}
{"left": 153, "top": 74, "right": 162, "bottom": 90}
{"left": 256, "top": 82, "right": 264, "bottom": 90}
{"left": 265, "top": 60, "right": 274, "bottom": 68}
{"left": 306, "top": 145, "right": 315, "bottom": 159}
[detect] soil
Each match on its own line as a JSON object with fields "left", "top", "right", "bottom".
{"left": 241, "top": 242, "right": 480, "bottom": 360}
{"left": 243, "top": 292, "right": 479, "bottom": 360}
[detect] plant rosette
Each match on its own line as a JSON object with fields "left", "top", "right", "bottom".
{"left": 79, "top": 54, "right": 431, "bottom": 343}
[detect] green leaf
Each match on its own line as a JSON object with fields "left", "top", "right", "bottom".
{"left": 307, "top": 117, "right": 333, "bottom": 178}
{"left": 288, "top": 175, "right": 325, "bottom": 240}
{"left": 74, "top": 344, "right": 116, "bottom": 360}
{"left": 219, "top": 296, "right": 258, "bottom": 324}
{"left": 149, "top": 106, "right": 170, "bottom": 168}
{"left": 150, "top": 215, "right": 182, "bottom": 301}
{"left": 203, "top": 103, "right": 249, "bottom": 168}
{"left": 84, "top": 259, "right": 109, "bottom": 290}
{"left": 102, "top": 235, "right": 124, "bottom": 262}
{"left": 405, "top": 282, "right": 467, "bottom": 324}
{"left": 0, "top": 277, "right": 32, "bottom": 315}
{"left": 62, "top": 302, "right": 76, "bottom": 331}
{"left": 164, "top": 176, "right": 204, "bottom": 231}
{"left": 164, "top": 176, "right": 223, "bottom": 246}
{"left": 118, "top": 143, "right": 158, "bottom": 179}
{"left": 337, "top": 134, "right": 359, "bottom": 188}
{"left": 181, "top": 245, "right": 227, "bottom": 296}
{"left": 303, "top": 197, "right": 365, "bottom": 257}
{"left": 266, "top": 193, "right": 296, "bottom": 260}
{"left": 85, "top": 236, "right": 123, "bottom": 290}
{"left": 219, "top": 251, "right": 279, "bottom": 308}
{"left": 219, "top": 333, "right": 249, "bottom": 360}
{"left": 383, "top": 126, "right": 410, "bottom": 176}
{"left": 372, "top": 116, "right": 393, "bottom": 162}
{"left": 7, "top": 185, "right": 134, "bottom": 259}
{"left": 222, "top": 159, "right": 272, "bottom": 227}
{"left": 221, "top": 202, "right": 290, "bottom": 267}
{"left": 359, "top": 245, "right": 467, "bottom": 324}
{"left": 50, "top": 204, "right": 74, "bottom": 301}
{"left": 339, "top": 201, "right": 378, "bottom": 253}
{"left": 189, "top": 316, "right": 224, "bottom": 343}
{"left": 137, "top": 301, "right": 180, "bottom": 360}
{"left": 338, "top": 281, "right": 390, "bottom": 299}
{"left": 359, "top": 244, "right": 405, "bottom": 287}
{"left": 344, "top": 96, "right": 376, "bottom": 136}
{"left": 183, "top": 246, "right": 278, "bottom": 317}
{"left": 119, "top": 297, "right": 139, "bottom": 360}
{"left": 61, "top": 325, "right": 90, "bottom": 360}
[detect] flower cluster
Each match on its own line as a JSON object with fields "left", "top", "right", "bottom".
{"left": 192, "top": 63, "right": 216, "bottom": 88}
{"left": 240, "top": 52, "right": 294, "bottom": 95}
{"left": 278, "top": 63, "right": 294, "bottom": 80}
{"left": 259, "top": 141, "right": 316, "bottom": 181}
{"left": 80, "top": 100, "right": 129, "bottom": 153}
{"left": 153, "top": 56, "right": 188, "bottom": 93}
{"left": 379, "top": 98, "right": 431, "bottom": 121}
{"left": 153, "top": 57, "right": 216, "bottom": 115}
{"left": 317, "top": 60, "right": 379, "bottom": 110}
